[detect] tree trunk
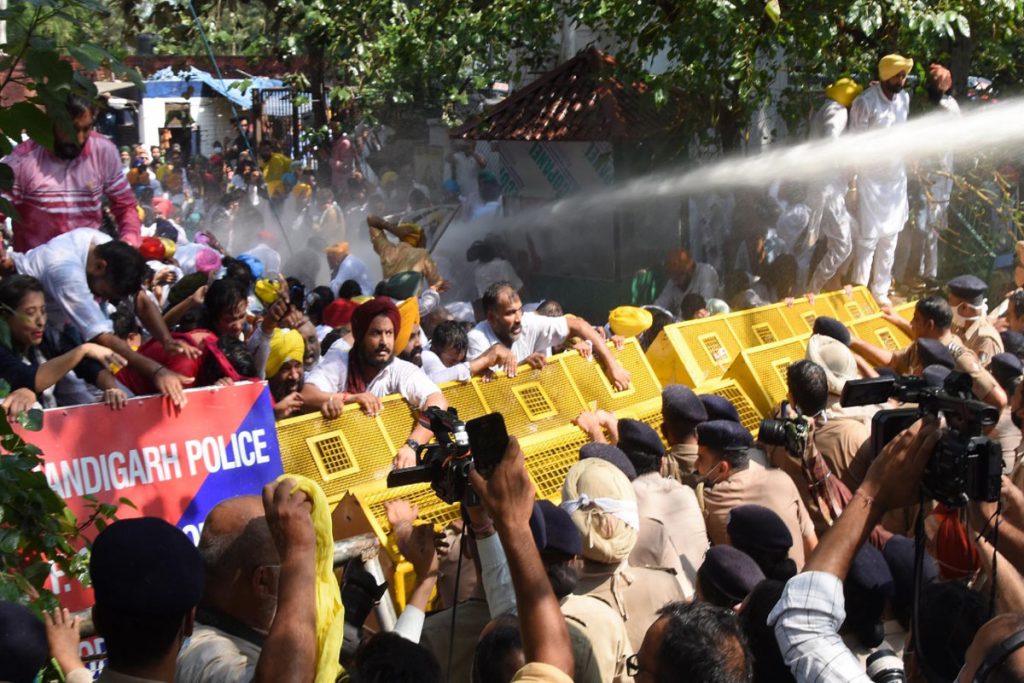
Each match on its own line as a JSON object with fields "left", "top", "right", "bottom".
{"left": 308, "top": 37, "right": 328, "bottom": 129}
{"left": 949, "top": 30, "right": 973, "bottom": 100}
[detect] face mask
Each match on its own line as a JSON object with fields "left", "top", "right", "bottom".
{"left": 953, "top": 301, "right": 987, "bottom": 327}
{"left": 694, "top": 462, "right": 724, "bottom": 488}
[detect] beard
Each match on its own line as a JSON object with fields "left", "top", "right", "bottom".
{"left": 364, "top": 344, "right": 394, "bottom": 369}
{"left": 399, "top": 346, "right": 423, "bottom": 367}
{"left": 881, "top": 80, "right": 904, "bottom": 98}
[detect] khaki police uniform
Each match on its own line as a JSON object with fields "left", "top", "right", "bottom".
{"left": 703, "top": 466, "right": 816, "bottom": 569}
{"left": 628, "top": 517, "right": 686, "bottom": 588}
{"left": 562, "top": 593, "right": 633, "bottom": 683}
{"left": 632, "top": 472, "right": 708, "bottom": 597}
{"left": 420, "top": 598, "right": 491, "bottom": 683}
{"left": 575, "top": 561, "right": 684, "bottom": 653}
{"left": 669, "top": 442, "right": 700, "bottom": 488}
{"left": 954, "top": 317, "right": 1004, "bottom": 366}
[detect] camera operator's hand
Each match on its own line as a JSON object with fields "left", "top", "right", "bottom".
{"left": 999, "top": 475, "right": 1024, "bottom": 528}
{"left": 468, "top": 436, "right": 536, "bottom": 532}
{"left": 859, "top": 418, "right": 942, "bottom": 511}
{"left": 394, "top": 444, "right": 416, "bottom": 469}
{"left": 398, "top": 523, "right": 440, "bottom": 580}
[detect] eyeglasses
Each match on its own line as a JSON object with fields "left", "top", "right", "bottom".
{"left": 626, "top": 654, "right": 643, "bottom": 677}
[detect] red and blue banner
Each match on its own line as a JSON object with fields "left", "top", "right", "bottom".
{"left": 16, "top": 381, "right": 283, "bottom": 612}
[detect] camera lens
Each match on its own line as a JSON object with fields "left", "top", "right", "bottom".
{"left": 758, "top": 418, "right": 788, "bottom": 447}
{"left": 866, "top": 648, "right": 905, "bottom": 682}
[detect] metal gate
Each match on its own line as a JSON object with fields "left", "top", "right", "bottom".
{"left": 252, "top": 87, "right": 300, "bottom": 158}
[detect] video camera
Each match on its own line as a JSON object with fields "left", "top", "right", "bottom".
{"left": 759, "top": 400, "right": 811, "bottom": 457}
{"left": 385, "top": 406, "right": 508, "bottom": 505}
{"left": 840, "top": 371, "right": 1001, "bottom": 507}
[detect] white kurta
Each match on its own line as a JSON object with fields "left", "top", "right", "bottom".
{"left": 849, "top": 84, "right": 910, "bottom": 239}
{"left": 807, "top": 98, "right": 857, "bottom": 291}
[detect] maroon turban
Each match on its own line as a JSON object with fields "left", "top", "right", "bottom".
{"left": 346, "top": 297, "right": 400, "bottom": 394}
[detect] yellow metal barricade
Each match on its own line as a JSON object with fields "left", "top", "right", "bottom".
{"left": 725, "top": 306, "right": 798, "bottom": 348}
{"left": 722, "top": 335, "right": 810, "bottom": 416}
{"left": 848, "top": 312, "right": 914, "bottom": 352}
{"left": 645, "top": 316, "right": 741, "bottom": 387}
{"left": 693, "top": 378, "right": 764, "bottom": 435}
{"left": 778, "top": 295, "right": 847, "bottom": 335}
{"left": 823, "top": 286, "right": 880, "bottom": 321}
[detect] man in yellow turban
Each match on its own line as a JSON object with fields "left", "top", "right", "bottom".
{"left": 367, "top": 214, "right": 445, "bottom": 290}
{"left": 806, "top": 76, "right": 862, "bottom": 292}
{"left": 267, "top": 328, "right": 306, "bottom": 419}
{"left": 848, "top": 53, "right": 913, "bottom": 306}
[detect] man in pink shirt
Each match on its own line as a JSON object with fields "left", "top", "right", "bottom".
{"left": 1, "top": 94, "right": 141, "bottom": 252}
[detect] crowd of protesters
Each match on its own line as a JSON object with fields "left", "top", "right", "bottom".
{"left": 1, "top": 52, "right": 1024, "bottom": 683}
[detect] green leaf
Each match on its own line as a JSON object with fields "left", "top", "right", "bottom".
{"left": 0, "top": 379, "right": 10, "bottom": 399}
{"left": 15, "top": 409, "right": 43, "bottom": 432}
{"left": 118, "top": 497, "right": 137, "bottom": 510}
{"left": 956, "top": 14, "right": 971, "bottom": 37}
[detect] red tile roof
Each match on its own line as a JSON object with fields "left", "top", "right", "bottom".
{"left": 450, "top": 48, "right": 675, "bottom": 142}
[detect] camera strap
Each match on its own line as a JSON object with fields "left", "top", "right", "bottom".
{"left": 800, "top": 439, "right": 851, "bottom": 527}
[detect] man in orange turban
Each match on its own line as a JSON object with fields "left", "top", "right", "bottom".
{"left": 653, "top": 249, "right": 721, "bottom": 317}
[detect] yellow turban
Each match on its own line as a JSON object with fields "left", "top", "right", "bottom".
{"left": 825, "top": 77, "right": 863, "bottom": 108}
{"left": 381, "top": 171, "right": 399, "bottom": 186}
{"left": 352, "top": 295, "right": 374, "bottom": 305}
{"left": 608, "top": 306, "right": 653, "bottom": 338}
{"left": 394, "top": 296, "right": 420, "bottom": 355}
{"left": 325, "top": 242, "right": 350, "bottom": 259}
{"left": 292, "top": 182, "right": 313, "bottom": 201}
{"left": 878, "top": 54, "right": 913, "bottom": 82}
{"left": 398, "top": 223, "right": 424, "bottom": 247}
{"left": 158, "top": 238, "right": 177, "bottom": 260}
{"left": 266, "top": 328, "right": 305, "bottom": 377}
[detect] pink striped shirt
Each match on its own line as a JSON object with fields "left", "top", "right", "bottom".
{"left": 1, "top": 132, "right": 141, "bottom": 252}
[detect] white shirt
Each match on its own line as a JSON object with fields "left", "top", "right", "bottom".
{"left": 328, "top": 253, "right": 375, "bottom": 297}
{"left": 653, "top": 262, "right": 721, "bottom": 314}
{"left": 768, "top": 571, "right": 871, "bottom": 682}
{"left": 466, "top": 312, "right": 569, "bottom": 364}
{"left": 422, "top": 348, "right": 471, "bottom": 384}
{"left": 12, "top": 227, "right": 114, "bottom": 341}
{"left": 849, "top": 84, "right": 910, "bottom": 238}
{"left": 306, "top": 345, "right": 440, "bottom": 408}
{"left": 452, "top": 152, "right": 481, "bottom": 198}
{"left": 473, "top": 259, "right": 522, "bottom": 299}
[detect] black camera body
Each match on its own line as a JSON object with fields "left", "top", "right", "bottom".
{"left": 759, "top": 401, "right": 811, "bottom": 456}
{"left": 386, "top": 406, "right": 472, "bottom": 504}
{"left": 840, "top": 371, "right": 1001, "bottom": 507}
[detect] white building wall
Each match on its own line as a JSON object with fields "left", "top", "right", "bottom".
{"left": 138, "top": 95, "right": 239, "bottom": 157}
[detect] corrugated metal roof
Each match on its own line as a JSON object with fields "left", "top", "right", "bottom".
{"left": 451, "top": 48, "right": 674, "bottom": 142}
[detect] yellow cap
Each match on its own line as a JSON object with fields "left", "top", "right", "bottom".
{"left": 158, "top": 237, "right": 177, "bottom": 260}
{"left": 266, "top": 328, "right": 305, "bottom": 377}
{"left": 254, "top": 278, "right": 283, "bottom": 306}
{"left": 824, "top": 77, "right": 862, "bottom": 108}
{"left": 608, "top": 306, "right": 653, "bottom": 338}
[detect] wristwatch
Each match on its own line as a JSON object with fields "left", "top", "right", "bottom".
{"left": 405, "top": 438, "right": 421, "bottom": 450}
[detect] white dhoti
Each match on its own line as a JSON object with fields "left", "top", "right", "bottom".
{"left": 851, "top": 170, "right": 908, "bottom": 304}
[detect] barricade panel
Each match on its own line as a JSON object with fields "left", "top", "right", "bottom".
{"left": 848, "top": 312, "right": 913, "bottom": 351}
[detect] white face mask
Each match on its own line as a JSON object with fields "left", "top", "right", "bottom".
{"left": 953, "top": 300, "right": 987, "bottom": 327}
{"left": 694, "top": 462, "right": 725, "bottom": 488}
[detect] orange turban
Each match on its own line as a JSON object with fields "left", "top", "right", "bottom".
{"left": 326, "top": 242, "right": 349, "bottom": 259}
{"left": 665, "top": 249, "right": 694, "bottom": 276}
{"left": 928, "top": 63, "right": 952, "bottom": 93}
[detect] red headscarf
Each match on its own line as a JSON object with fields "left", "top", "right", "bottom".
{"left": 346, "top": 297, "right": 401, "bottom": 394}
{"left": 323, "top": 299, "right": 358, "bottom": 328}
